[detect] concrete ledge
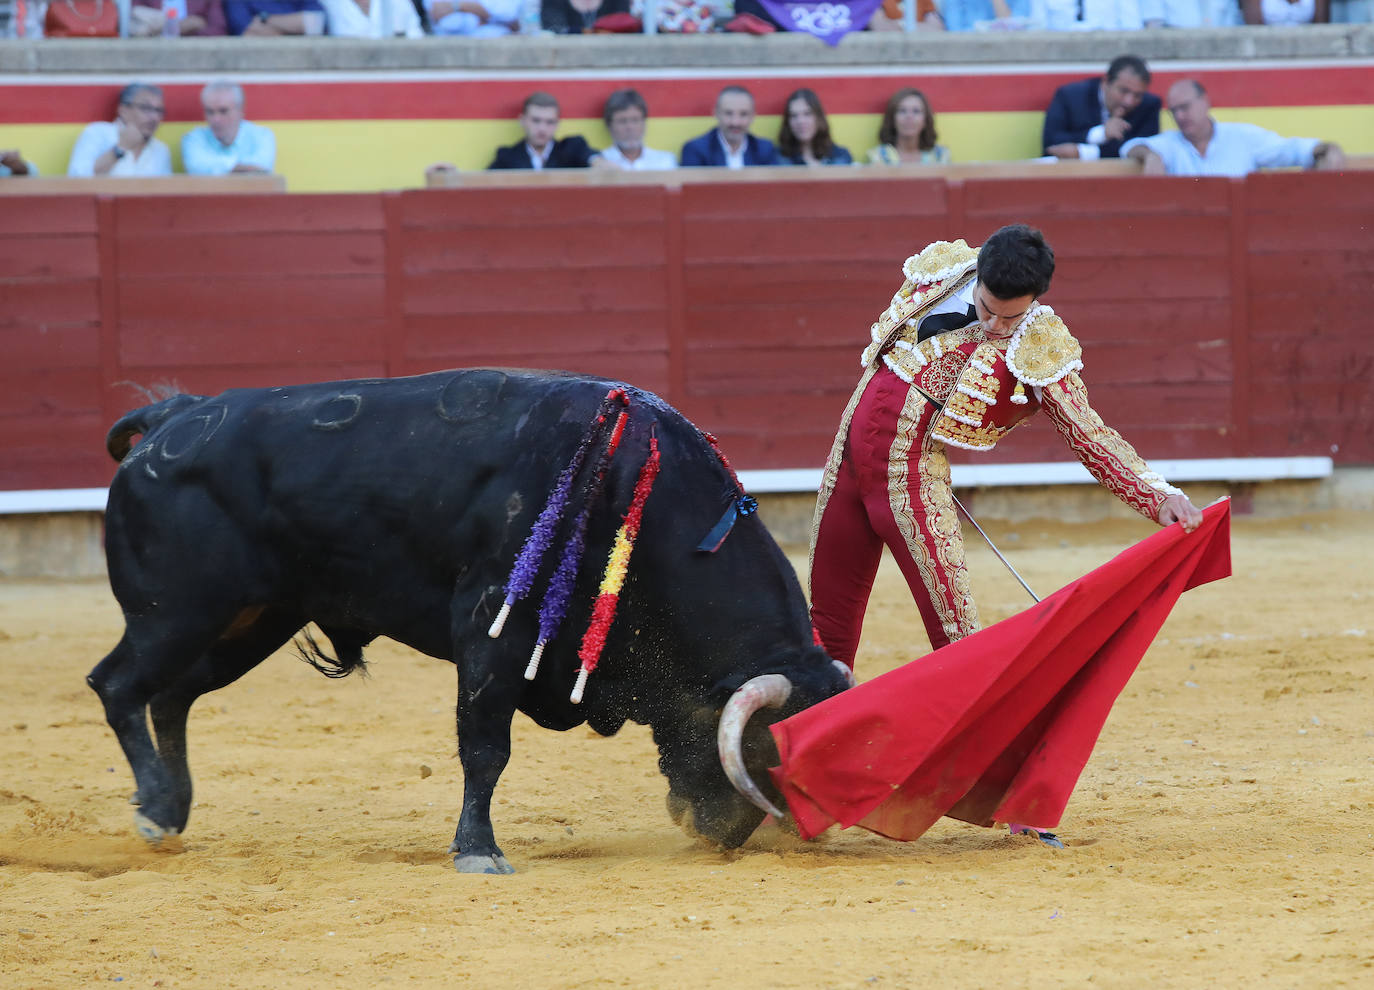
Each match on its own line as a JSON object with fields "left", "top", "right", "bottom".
{"left": 1, "top": 27, "right": 1370, "bottom": 75}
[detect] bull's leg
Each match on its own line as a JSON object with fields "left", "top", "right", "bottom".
{"left": 448, "top": 640, "right": 519, "bottom": 875}
{"left": 88, "top": 630, "right": 202, "bottom": 844}
{"left": 145, "top": 609, "right": 304, "bottom": 836}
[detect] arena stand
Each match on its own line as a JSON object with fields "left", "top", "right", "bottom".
{"left": 1, "top": 30, "right": 1370, "bottom": 573}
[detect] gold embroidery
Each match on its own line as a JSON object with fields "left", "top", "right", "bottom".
{"left": 888, "top": 387, "right": 979, "bottom": 644}
{"left": 1040, "top": 372, "right": 1178, "bottom": 521}
{"left": 1005, "top": 309, "right": 1083, "bottom": 387}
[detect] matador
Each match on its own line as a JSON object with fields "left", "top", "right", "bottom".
{"left": 810, "top": 224, "right": 1203, "bottom": 669}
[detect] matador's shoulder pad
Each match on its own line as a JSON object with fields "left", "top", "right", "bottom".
{"left": 1005, "top": 307, "right": 1084, "bottom": 388}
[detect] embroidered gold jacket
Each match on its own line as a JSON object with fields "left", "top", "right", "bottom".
{"left": 835, "top": 239, "right": 1180, "bottom": 523}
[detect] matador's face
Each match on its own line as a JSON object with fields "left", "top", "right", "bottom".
{"left": 973, "top": 283, "right": 1034, "bottom": 340}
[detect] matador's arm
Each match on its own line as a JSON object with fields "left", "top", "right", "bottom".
{"left": 1039, "top": 371, "right": 1198, "bottom": 527}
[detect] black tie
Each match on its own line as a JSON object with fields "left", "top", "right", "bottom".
{"left": 917, "top": 304, "right": 977, "bottom": 341}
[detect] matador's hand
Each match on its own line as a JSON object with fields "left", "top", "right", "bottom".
{"left": 1157, "top": 493, "right": 1202, "bottom": 533}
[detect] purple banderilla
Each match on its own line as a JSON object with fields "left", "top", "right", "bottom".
{"left": 487, "top": 389, "right": 629, "bottom": 641}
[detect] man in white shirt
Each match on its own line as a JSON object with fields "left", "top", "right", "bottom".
{"left": 181, "top": 80, "right": 277, "bottom": 176}
{"left": 594, "top": 89, "right": 678, "bottom": 172}
{"left": 1123, "top": 79, "right": 1345, "bottom": 177}
{"left": 67, "top": 83, "right": 173, "bottom": 178}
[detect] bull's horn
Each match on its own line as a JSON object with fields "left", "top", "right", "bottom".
{"left": 717, "top": 673, "right": 793, "bottom": 820}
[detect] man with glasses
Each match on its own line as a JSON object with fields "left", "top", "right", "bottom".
{"left": 68, "top": 83, "right": 173, "bottom": 178}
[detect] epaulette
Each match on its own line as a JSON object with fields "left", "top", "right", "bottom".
{"left": 1005, "top": 306, "right": 1083, "bottom": 388}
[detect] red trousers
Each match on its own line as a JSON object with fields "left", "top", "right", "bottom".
{"left": 810, "top": 368, "right": 980, "bottom": 668}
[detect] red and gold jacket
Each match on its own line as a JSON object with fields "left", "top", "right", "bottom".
{"left": 836, "top": 239, "right": 1180, "bottom": 523}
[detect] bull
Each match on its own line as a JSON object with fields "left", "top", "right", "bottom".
{"left": 88, "top": 369, "right": 849, "bottom": 873}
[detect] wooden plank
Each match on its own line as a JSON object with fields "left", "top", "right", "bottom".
{"left": 117, "top": 231, "right": 386, "bottom": 278}
{"left": 682, "top": 216, "right": 938, "bottom": 265}
{"left": 1247, "top": 250, "right": 1374, "bottom": 293}
{"left": 680, "top": 176, "right": 947, "bottom": 222}
{"left": 400, "top": 222, "right": 667, "bottom": 272}
{"left": 1035, "top": 215, "right": 1232, "bottom": 259}
{"left": 1079, "top": 337, "right": 1234, "bottom": 386}
{"left": 0, "top": 412, "right": 112, "bottom": 490}
{"left": 1245, "top": 211, "right": 1374, "bottom": 252}
{"left": 684, "top": 300, "right": 874, "bottom": 350}
{"left": 0, "top": 234, "right": 101, "bottom": 279}
{"left": 401, "top": 267, "right": 666, "bottom": 316}
{"left": 1245, "top": 171, "right": 1374, "bottom": 214}
{"left": 963, "top": 176, "right": 1232, "bottom": 218}
{"left": 0, "top": 278, "right": 101, "bottom": 325}
{"left": 402, "top": 311, "right": 669, "bottom": 362}
{"left": 685, "top": 345, "right": 860, "bottom": 395}
{"left": 116, "top": 274, "right": 387, "bottom": 323}
{"left": 1047, "top": 255, "right": 1232, "bottom": 302}
{"left": 113, "top": 193, "right": 381, "bottom": 236}
{"left": 6, "top": 325, "right": 101, "bottom": 369}
{"left": 682, "top": 260, "right": 894, "bottom": 306}
{"left": 398, "top": 186, "right": 666, "bottom": 230}
{"left": 0, "top": 367, "right": 104, "bottom": 416}
{"left": 118, "top": 318, "right": 390, "bottom": 367}
{"left": 0, "top": 197, "right": 99, "bottom": 235}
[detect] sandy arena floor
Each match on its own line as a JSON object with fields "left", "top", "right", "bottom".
{"left": 1, "top": 509, "right": 1371, "bottom": 988}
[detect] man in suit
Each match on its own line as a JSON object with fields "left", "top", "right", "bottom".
{"left": 1042, "top": 55, "right": 1160, "bottom": 160}
{"left": 679, "top": 86, "right": 780, "bottom": 169}
{"left": 488, "top": 92, "right": 599, "bottom": 170}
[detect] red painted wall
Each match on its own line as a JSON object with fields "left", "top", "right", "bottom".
{"left": 3, "top": 172, "right": 1371, "bottom": 492}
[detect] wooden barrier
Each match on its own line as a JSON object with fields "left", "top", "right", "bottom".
{"left": 2, "top": 169, "right": 1370, "bottom": 493}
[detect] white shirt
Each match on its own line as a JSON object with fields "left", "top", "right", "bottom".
{"left": 1122, "top": 122, "right": 1320, "bottom": 177}
{"left": 320, "top": 0, "right": 424, "bottom": 37}
{"left": 598, "top": 145, "right": 678, "bottom": 171}
{"left": 526, "top": 142, "right": 553, "bottom": 169}
{"left": 1031, "top": 0, "right": 1143, "bottom": 29}
{"left": 717, "top": 131, "right": 747, "bottom": 170}
{"left": 1258, "top": 0, "right": 1316, "bottom": 21}
{"left": 67, "top": 122, "right": 172, "bottom": 178}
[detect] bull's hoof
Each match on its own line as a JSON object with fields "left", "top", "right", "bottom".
{"left": 666, "top": 791, "right": 690, "bottom": 826}
{"left": 453, "top": 853, "right": 515, "bottom": 875}
{"left": 133, "top": 811, "right": 179, "bottom": 846}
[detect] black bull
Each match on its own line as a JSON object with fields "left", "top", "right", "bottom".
{"left": 89, "top": 369, "right": 849, "bottom": 873}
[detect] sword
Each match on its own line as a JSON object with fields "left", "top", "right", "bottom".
{"left": 951, "top": 492, "right": 1040, "bottom": 604}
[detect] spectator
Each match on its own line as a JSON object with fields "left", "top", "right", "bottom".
{"left": 1123, "top": 79, "right": 1345, "bottom": 177}
{"left": 425, "top": 0, "right": 519, "bottom": 34}
{"left": 865, "top": 88, "right": 949, "bottom": 166}
{"left": 67, "top": 83, "right": 172, "bottom": 178}
{"left": 679, "top": 86, "right": 780, "bottom": 169}
{"left": 1043, "top": 54, "right": 1160, "bottom": 160}
{"left": 182, "top": 81, "right": 277, "bottom": 176}
{"left": 1030, "top": 0, "right": 1145, "bottom": 28}
{"left": 224, "top": 0, "right": 325, "bottom": 34}
{"left": 129, "top": 0, "right": 228, "bottom": 35}
{"left": 1, "top": 149, "right": 37, "bottom": 176}
{"left": 319, "top": 0, "right": 424, "bottom": 34}
{"left": 595, "top": 89, "right": 677, "bottom": 171}
{"left": 1331, "top": 0, "right": 1371, "bottom": 21}
{"left": 777, "top": 89, "right": 853, "bottom": 166}
{"left": 485, "top": 93, "right": 599, "bottom": 170}
{"left": 939, "top": 0, "right": 1031, "bottom": 31}
{"left": 867, "top": 0, "right": 946, "bottom": 30}
{"left": 1242, "top": 0, "right": 1329, "bottom": 21}
{"left": 542, "top": 0, "right": 631, "bottom": 32}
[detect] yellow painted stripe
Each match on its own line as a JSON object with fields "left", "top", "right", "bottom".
{"left": 7, "top": 106, "right": 1370, "bottom": 192}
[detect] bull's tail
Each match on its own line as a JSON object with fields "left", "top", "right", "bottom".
{"left": 105, "top": 393, "right": 207, "bottom": 462}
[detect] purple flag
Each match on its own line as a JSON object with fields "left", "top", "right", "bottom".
{"left": 754, "top": 0, "right": 884, "bottom": 44}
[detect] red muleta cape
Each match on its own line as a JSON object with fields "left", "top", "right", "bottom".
{"left": 771, "top": 500, "right": 1232, "bottom": 842}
